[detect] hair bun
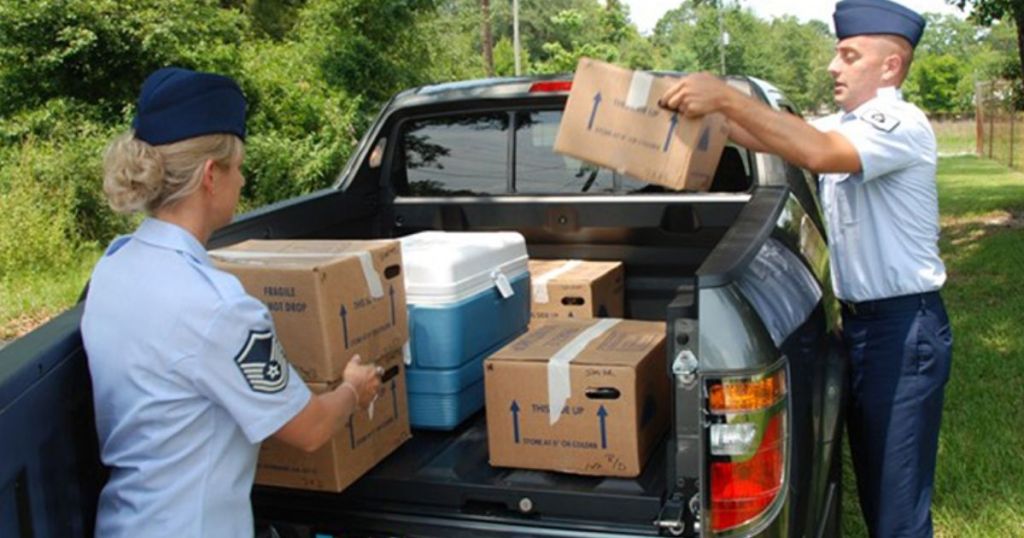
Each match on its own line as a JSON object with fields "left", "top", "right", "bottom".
{"left": 102, "top": 133, "right": 166, "bottom": 214}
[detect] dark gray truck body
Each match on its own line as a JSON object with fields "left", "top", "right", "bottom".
{"left": 0, "top": 74, "right": 844, "bottom": 537}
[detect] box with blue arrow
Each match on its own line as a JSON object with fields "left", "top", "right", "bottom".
{"left": 254, "top": 348, "right": 410, "bottom": 491}
{"left": 484, "top": 319, "right": 669, "bottom": 477}
{"left": 211, "top": 239, "right": 408, "bottom": 383}
{"left": 553, "top": 58, "right": 729, "bottom": 192}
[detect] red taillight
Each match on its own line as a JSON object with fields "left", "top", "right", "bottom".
{"left": 710, "top": 414, "right": 785, "bottom": 532}
{"left": 529, "top": 81, "right": 572, "bottom": 93}
{"left": 705, "top": 366, "right": 788, "bottom": 534}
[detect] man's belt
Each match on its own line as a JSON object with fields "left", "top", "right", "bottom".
{"left": 840, "top": 291, "right": 940, "bottom": 316}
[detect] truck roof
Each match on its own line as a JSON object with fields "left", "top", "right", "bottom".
{"left": 388, "top": 73, "right": 784, "bottom": 113}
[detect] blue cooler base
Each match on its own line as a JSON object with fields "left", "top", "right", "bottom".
{"left": 407, "top": 330, "right": 524, "bottom": 430}
{"left": 408, "top": 379, "right": 484, "bottom": 431}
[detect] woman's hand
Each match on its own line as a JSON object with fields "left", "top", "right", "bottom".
{"left": 341, "top": 355, "right": 383, "bottom": 409}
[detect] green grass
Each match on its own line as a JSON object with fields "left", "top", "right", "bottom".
{"left": 841, "top": 155, "right": 1024, "bottom": 537}
{"left": 0, "top": 247, "right": 101, "bottom": 340}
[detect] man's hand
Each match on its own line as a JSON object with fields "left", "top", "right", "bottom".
{"left": 341, "top": 354, "right": 383, "bottom": 409}
{"left": 659, "top": 72, "right": 732, "bottom": 118}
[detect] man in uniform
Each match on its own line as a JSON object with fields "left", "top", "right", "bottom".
{"left": 659, "top": 0, "right": 953, "bottom": 536}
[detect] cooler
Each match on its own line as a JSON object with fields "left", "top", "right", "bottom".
{"left": 404, "top": 333, "right": 521, "bottom": 430}
{"left": 399, "top": 231, "right": 531, "bottom": 429}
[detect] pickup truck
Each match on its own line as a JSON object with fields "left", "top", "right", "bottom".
{"left": 0, "top": 73, "right": 845, "bottom": 537}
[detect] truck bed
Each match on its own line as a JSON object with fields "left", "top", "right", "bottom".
{"left": 255, "top": 413, "right": 667, "bottom": 536}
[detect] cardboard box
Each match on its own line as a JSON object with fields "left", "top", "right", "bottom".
{"left": 211, "top": 239, "right": 408, "bottom": 382}
{"left": 484, "top": 319, "right": 669, "bottom": 477}
{"left": 255, "top": 349, "right": 411, "bottom": 492}
{"left": 554, "top": 58, "right": 729, "bottom": 191}
{"left": 529, "top": 259, "right": 624, "bottom": 322}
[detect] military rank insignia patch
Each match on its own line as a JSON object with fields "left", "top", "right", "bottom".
{"left": 860, "top": 109, "right": 900, "bottom": 132}
{"left": 234, "top": 329, "right": 289, "bottom": 393}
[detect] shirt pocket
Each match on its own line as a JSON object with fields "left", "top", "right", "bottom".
{"left": 834, "top": 175, "right": 861, "bottom": 227}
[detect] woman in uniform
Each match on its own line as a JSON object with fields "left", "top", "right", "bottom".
{"left": 81, "top": 67, "right": 382, "bottom": 536}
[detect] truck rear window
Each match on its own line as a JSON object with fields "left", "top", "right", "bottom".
{"left": 394, "top": 110, "right": 655, "bottom": 197}
{"left": 401, "top": 113, "right": 510, "bottom": 196}
{"left": 514, "top": 111, "right": 648, "bottom": 194}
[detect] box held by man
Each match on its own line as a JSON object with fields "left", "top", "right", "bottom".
{"left": 554, "top": 58, "right": 728, "bottom": 191}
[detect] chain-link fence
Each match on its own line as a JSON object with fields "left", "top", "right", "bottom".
{"left": 976, "top": 80, "right": 1022, "bottom": 171}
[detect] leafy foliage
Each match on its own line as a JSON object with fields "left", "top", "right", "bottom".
{"left": 0, "top": 0, "right": 248, "bottom": 120}
{"left": 948, "top": 0, "right": 1024, "bottom": 83}
{"left": 651, "top": 4, "right": 834, "bottom": 113}
{"left": 0, "top": 0, "right": 1018, "bottom": 292}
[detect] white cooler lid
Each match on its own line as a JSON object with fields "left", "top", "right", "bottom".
{"left": 399, "top": 231, "right": 529, "bottom": 305}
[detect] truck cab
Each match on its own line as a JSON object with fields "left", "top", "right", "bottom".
{"left": 0, "top": 74, "right": 844, "bottom": 537}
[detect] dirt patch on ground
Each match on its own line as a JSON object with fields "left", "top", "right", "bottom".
{"left": 1, "top": 311, "right": 57, "bottom": 341}
{"left": 943, "top": 210, "right": 1024, "bottom": 247}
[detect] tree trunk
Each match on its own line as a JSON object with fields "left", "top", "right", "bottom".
{"left": 481, "top": 0, "right": 494, "bottom": 77}
{"left": 1016, "top": 8, "right": 1024, "bottom": 93}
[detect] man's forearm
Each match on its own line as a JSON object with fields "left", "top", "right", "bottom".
{"left": 725, "top": 120, "right": 771, "bottom": 153}
{"left": 718, "top": 88, "right": 861, "bottom": 174}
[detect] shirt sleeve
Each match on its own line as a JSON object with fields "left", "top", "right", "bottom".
{"left": 177, "top": 294, "right": 312, "bottom": 443}
{"left": 831, "top": 108, "right": 920, "bottom": 182}
{"left": 809, "top": 114, "right": 838, "bottom": 132}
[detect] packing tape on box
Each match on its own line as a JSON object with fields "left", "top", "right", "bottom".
{"left": 208, "top": 250, "right": 384, "bottom": 299}
{"left": 547, "top": 318, "right": 621, "bottom": 425}
{"left": 532, "top": 260, "right": 583, "bottom": 304}
{"left": 625, "top": 71, "right": 654, "bottom": 110}
{"left": 355, "top": 251, "right": 384, "bottom": 299}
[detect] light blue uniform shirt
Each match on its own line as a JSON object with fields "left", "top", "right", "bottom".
{"left": 811, "top": 86, "right": 946, "bottom": 302}
{"left": 81, "top": 218, "right": 311, "bottom": 537}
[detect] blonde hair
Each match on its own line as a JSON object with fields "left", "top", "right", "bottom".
{"left": 102, "top": 132, "right": 243, "bottom": 214}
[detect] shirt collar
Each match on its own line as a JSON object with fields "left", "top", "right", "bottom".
{"left": 133, "top": 218, "right": 212, "bottom": 266}
{"left": 876, "top": 86, "right": 902, "bottom": 101}
{"left": 841, "top": 86, "right": 903, "bottom": 121}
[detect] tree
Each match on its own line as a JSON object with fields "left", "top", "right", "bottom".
{"left": 294, "top": 0, "right": 452, "bottom": 114}
{"left": 949, "top": 0, "right": 1024, "bottom": 84}
{"left": 0, "top": 0, "right": 248, "bottom": 120}
{"left": 649, "top": 2, "right": 835, "bottom": 113}
{"left": 902, "top": 14, "right": 997, "bottom": 115}
{"left": 481, "top": 0, "right": 495, "bottom": 76}
{"left": 487, "top": 0, "right": 602, "bottom": 67}
{"left": 904, "top": 54, "right": 971, "bottom": 113}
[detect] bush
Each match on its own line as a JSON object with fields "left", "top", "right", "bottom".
{"left": 239, "top": 40, "right": 363, "bottom": 206}
{"left": 0, "top": 140, "right": 86, "bottom": 277}
{"left": 0, "top": 0, "right": 248, "bottom": 121}
{"left": 0, "top": 99, "right": 133, "bottom": 246}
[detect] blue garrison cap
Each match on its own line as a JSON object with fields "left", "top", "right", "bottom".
{"left": 132, "top": 67, "right": 247, "bottom": 145}
{"left": 834, "top": 0, "right": 926, "bottom": 48}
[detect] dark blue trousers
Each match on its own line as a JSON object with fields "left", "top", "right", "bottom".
{"left": 842, "top": 291, "right": 953, "bottom": 538}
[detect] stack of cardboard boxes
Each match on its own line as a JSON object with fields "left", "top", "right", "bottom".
{"left": 482, "top": 54, "right": 726, "bottom": 477}
{"left": 212, "top": 239, "right": 412, "bottom": 492}
{"left": 479, "top": 259, "right": 669, "bottom": 478}
{"left": 208, "top": 57, "right": 723, "bottom": 482}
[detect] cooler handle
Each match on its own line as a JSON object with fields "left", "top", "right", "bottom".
{"left": 491, "top": 270, "right": 515, "bottom": 299}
